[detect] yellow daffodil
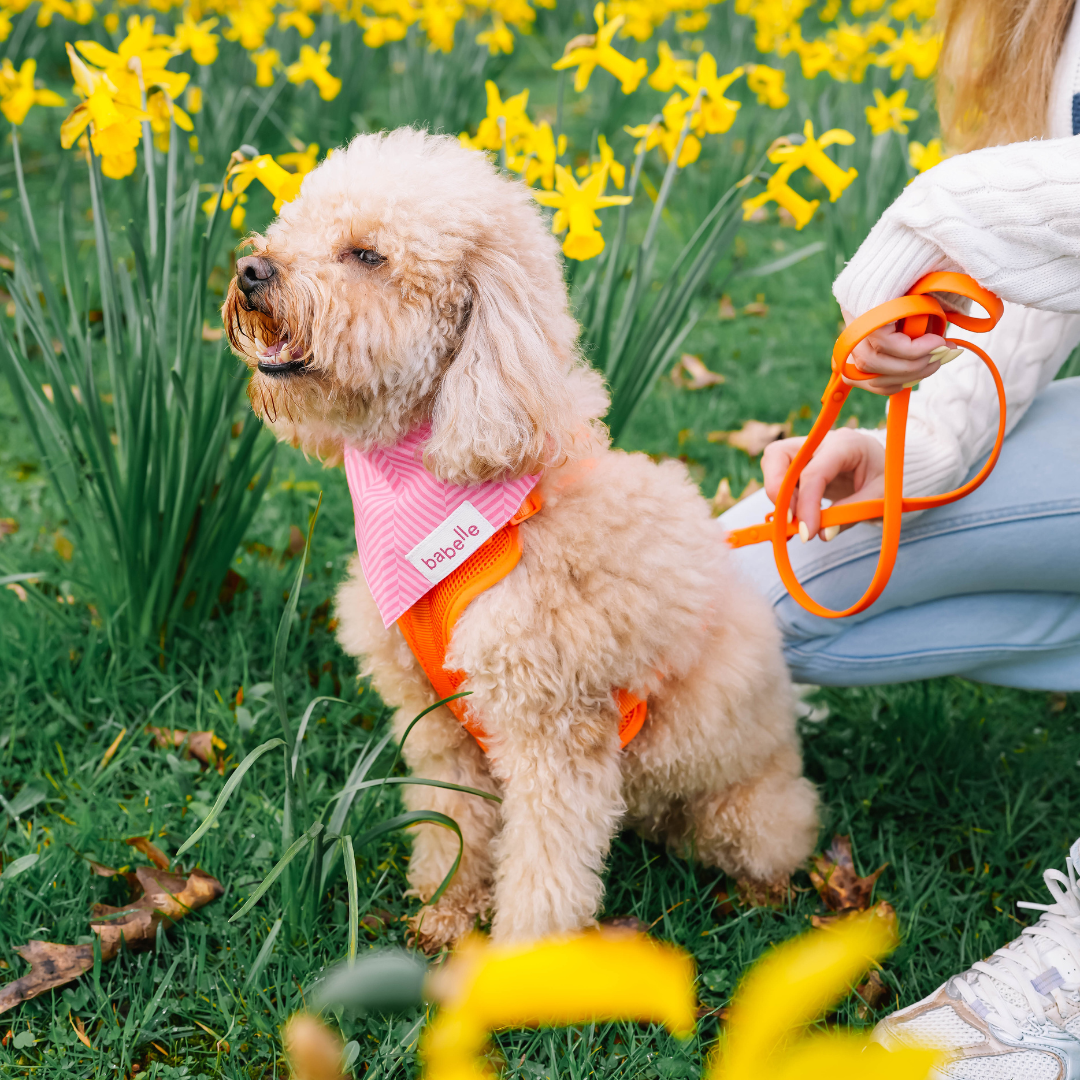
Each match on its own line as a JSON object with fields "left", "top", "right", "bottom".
{"left": 286, "top": 41, "right": 341, "bottom": 100}
{"left": 75, "top": 15, "right": 189, "bottom": 103}
{"left": 421, "top": 932, "right": 695, "bottom": 1080}
{"left": 250, "top": 47, "right": 280, "bottom": 86}
{"left": 909, "top": 136, "right": 943, "bottom": 173}
{"left": 279, "top": 5, "right": 316, "bottom": 36}
{"left": 146, "top": 88, "right": 192, "bottom": 151}
{"left": 533, "top": 161, "right": 631, "bottom": 260}
{"left": 277, "top": 141, "right": 321, "bottom": 176}
{"left": 674, "top": 53, "right": 743, "bottom": 135}
{"left": 674, "top": 10, "right": 708, "bottom": 31}
{"left": 576, "top": 133, "right": 625, "bottom": 189}
{"left": 477, "top": 15, "right": 513, "bottom": 54}
{"left": 60, "top": 42, "right": 149, "bottom": 179}
{"left": 625, "top": 105, "right": 700, "bottom": 167}
{"left": 219, "top": 150, "right": 306, "bottom": 230}
{"left": 741, "top": 119, "right": 857, "bottom": 230}
{"left": 173, "top": 12, "right": 219, "bottom": 65}
{"left": 0, "top": 58, "right": 64, "bottom": 125}
{"left": 746, "top": 63, "right": 788, "bottom": 108}
{"left": 648, "top": 40, "right": 693, "bottom": 92}
{"left": 223, "top": 0, "right": 275, "bottom": 51}
{"left": 523, "top": 121, "right": 566, "bottom": 189}
{"left": 890, "top": 0, "right": 935, "bottom": 18}
{"left": 552, "top": 3, "right": 648, "bottom": 95}
{"left": 474, "top": 80, "right": 533, "bottom": 151}
{"left": 865, "top": 87, "right": 918, "bottom": 135}
{"left": 876, "top": 25, "right": 940, "bottom": 79}
{"left": 421, "top": 0, "right": 464, "bottom": 53}
{"left": 184, "top": 84, "right": 202, "bottom": 113}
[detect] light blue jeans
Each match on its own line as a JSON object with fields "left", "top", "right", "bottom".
{"left": 720, "top": 377, "right": 1080, "bottom": 691}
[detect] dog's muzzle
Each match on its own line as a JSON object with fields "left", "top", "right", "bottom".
{"left": 234, "top": 256, "right": 305, "bottom": 376}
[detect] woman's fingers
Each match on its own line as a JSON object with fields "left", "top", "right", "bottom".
{"left": 838, "top": 314, "right": 950, "bottom": 396}
{"left": 762, "top": 436, "right": 804, "bottom": 503}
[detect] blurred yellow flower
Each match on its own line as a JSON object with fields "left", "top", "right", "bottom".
{"left": 251, "top": 47, "right": 280, "bottom": 86}
{"left": 76, "top": 14, "right": 189, "bottom": 102}
{"left": 0, "top": 57, "right": 65, "bottom": 125}
{"left": 523, "top": 121, "right": 566, "bottom": 189}
{"left": 865, "top": 86, "right": 917, "bottom": 135}
{"left": 648, "top": 40, "right": 693, "bottom": 92}
{"left": 477, "top": 15, "right": 513, "bottom": 54}
{"left": 576, "top": 133, "right": 625, "bottom": 189}
{"left": 286, "top": 41, "right": 341, "bottom": 100}
{"left": 279, "top": 6, "right": 316, "bottom": 36}
{"left": 60, "top": 41, "right": 149, "bottom": 179}
{"left": 746, "top": 63, "right": 788, "bottom": 107}
{"left": 533, "top": 162, "right": 631, "bottom": 260}
{"left": 675, "top": 53, "right": 743, "bottom": 135}
{"left": 474, "top": 80, "right": 533, "bottom": 150}
{"left": 909, "top": 136, "right": 943, "bottom": 173}
{"left": 277, "top": 141, "right": 321, "bottom": 176}
{"left": 146, "top": 88, "right": 193, "bottom": 151}
{"left": 223, "top": 0, "right": 275, "bottom": 51}
{"left": 877, "top": 25, "right": 940, "bottom": 79}
{"left": 552, "top": 3, "right": 648, "bottom": 94}
{"left": 625, "top": 106, "right": 700, "bottom": 168}
{"left": 674, "top": 10, "right": 707, "bottom": 31}
{"left": 173, "top": 12, "right": 219, "bottom": 65}
{"left": 184, "top": 84, "right": 202, "bottom": 113}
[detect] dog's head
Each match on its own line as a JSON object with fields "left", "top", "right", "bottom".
{"left": 223, "top": 127, "right": 607, "bottom": 481}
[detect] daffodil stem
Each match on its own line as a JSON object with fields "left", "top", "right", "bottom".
{"left": 10, "top": 126, "right": 39, "bottom": 253}
{"left": 142, "top": 119, "right": 158, "bottom": 261}
{"left": 641, "top": 90, "right": 701, "bottom": 255}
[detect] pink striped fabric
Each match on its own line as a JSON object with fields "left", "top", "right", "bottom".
{"left": 343, "top": 424, "right": 541, "bottom": 628}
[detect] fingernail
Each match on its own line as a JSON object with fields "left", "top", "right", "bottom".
{"left": 798, "top": 521, "right": 809, "bottom": 543}
{"left": 928, "top": 345, "right": 949, "bottom": 362}
{"left": 902, "top": 380, "right": 918, "bottom": 389}
{"left": 940, "top": 347, "right": 963, "bottom": 365}
{"left": 787, "top": 508, "right": 793, "bottom": 523}
{"left": 823, "top": 525, "right": 840, "bottom": 542}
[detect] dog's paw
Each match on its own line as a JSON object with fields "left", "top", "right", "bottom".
{"left": 406, "top": 891, "right": 491, "bottom": 955}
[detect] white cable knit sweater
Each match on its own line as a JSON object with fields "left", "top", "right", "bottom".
{"left": 831, "top": 2, "right": 1080, "bottom": 499}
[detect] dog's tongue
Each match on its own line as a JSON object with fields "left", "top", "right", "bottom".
{"left": 260, "top": 338, "right": 288, "bottom": 361}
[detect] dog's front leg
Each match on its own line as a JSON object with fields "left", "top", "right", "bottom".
{"left": 486, "top": 718, "right": 625, "bottom": 942}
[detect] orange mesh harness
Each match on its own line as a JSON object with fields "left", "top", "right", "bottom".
{"left": 725, "top": 272, "right": 1007, "bottom": 618}
{"left": 396, "top": 489, "right": 648, "bottom": 752}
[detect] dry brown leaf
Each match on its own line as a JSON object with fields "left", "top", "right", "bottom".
{"left": 718, "top": 295, "right": 737, "bottom": 320}
{"left": 810, "top": 835, "right": 888, "bottom": 913}
{"left": 777, "top": 207, "right": 798, "bottom": 228}
{"left": 742, "top": 294, "right": 769, "bottom": 317}
{"left": 598, "top": 915, "right": 649, "bottom": 934}
{"left": 287, "top": 525, "right": 306, "bottom": 558}
{"left": 812, "top": 899, "right": 897, "bottom": 933}
{"left": 854, "top": 969, "right": 891, "bottom": 1020}
{"left": 193, "top": 1018, "right": 230, "bottom": 1053}
{"left": 736, "top": 876, "right": 791, "bottom": 909}
{"left": 359, "top": 908, "right": 396, "bottom": 933}
{"left": 70, "top": 1013, "right": 92, "bottom": 1050}
{"left": 146, "top": 725, "right": 226, "bottom": 773}
{"left": 53, "top": 532, "right": 73, "bottom": 561}
{"left": 125, "top": 836, "right": 170, "bottom": 871}
{"left": 201, "top": 323, "right": 224, "bottom": 342}
{"left": 87, "top": 859, "right": 121, "bottom": 877}
{"left": 745, "top": 205, "right": 768, "bottom": 223}
{"left": 0, "top": 518, "right": 17, "bottom": 536}
{"left": 99, "top": 727, "right": 126, "bottom": 770}
{"left": 5, "top": 583, "right": 27, "bottom": 602}
{"left": 711, "top": 477, "right": 762, "bottom": 517}
{"left": 217, "top": 568, "right": 247, "bottom": 607}
{"left": 707, "top": 420, "right": 791, "bottom": 457}
{"left": 284, "top": 1014, "right": 347, "bottom": 1080}
{"left": 671, "top": 353, "right": 725, "bottom": 390}
{"left": 0, "top": 865, "right": 223, "bottom": 1014}
{"left": 0, "top": 942, "right": 96, "bottom": 1014}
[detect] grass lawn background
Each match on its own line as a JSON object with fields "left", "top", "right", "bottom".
{"left": 1, "top": 20, "right": 1079, "bottom": 1076}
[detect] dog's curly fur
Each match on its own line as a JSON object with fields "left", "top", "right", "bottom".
{"left": 223, "top": 127, "right": 819, "bottom": 949}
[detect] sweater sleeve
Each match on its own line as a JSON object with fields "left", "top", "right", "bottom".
{"left": 833, "top": 136, "right": 1080, "bottom": 317}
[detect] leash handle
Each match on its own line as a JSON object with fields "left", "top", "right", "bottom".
{"left": 725, "top": 272, "right": 1005, "bottom": 619}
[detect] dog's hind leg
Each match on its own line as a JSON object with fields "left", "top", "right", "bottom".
{"left": 485, "top": 716, "right": 626, "bottom": 942}
{"left": 679, "top": 744, "right": 819, "bottom": 886}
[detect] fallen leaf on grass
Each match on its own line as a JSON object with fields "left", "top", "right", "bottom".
{"left": 810, "top": 835, "right": 888, "bottom": 913}
{"left": 671, "top": 353, "right": 725, "bottom": 390}
{"left": 70, "top": 1013, "right": 92, "bottom": 1050}
{"left": 854, "top": 969, "right": 891, "bottom": 1020}
{"left": 217, "top": 567, "right": 247, "bottom": 607}
{"left": 0, "top": 518, "right": 17, "bottom": 536}
{"left": 125, "top": 836, "right": 170, "bottom": 871}
{"left": 360, "top": 908, "right": 396, "bottom": 934}
{"left": 146, "top": 725, "right": 226, "bottom": 773}
{"left": 598, "top": 915, "right": 649, "bottom": 934}
{"left": 0, "top": 864, "right": 223, "bottom": 1014}
{"left": 718, "top": 294, "right": 737, "bottom": 320}
{"left": 710, "top": 477, "right": 762, "bottom": 517}
{"left": 707, "top": 420, "right": 791, "bottom": 456}
{"left": 98, "top": 727, "right": 126, "bottom": 770}
{"left": 736, "top": 876, "right": 791, "bottom": 908}
{"left": 53, "top": 532, "right": 73, "bottom": 561}
{"left": 695, "top": 1004, "right": 730, "bottom": 1022}
{"left": 287, "top": 525, "right": 306, "bottom": 558}
{"left": 812, "top": 899, "right": 897, "bottom": 934}
{"left": 742, "top": 294, "right": 769, "bottom": 317}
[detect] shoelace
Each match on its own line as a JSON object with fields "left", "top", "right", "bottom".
{"left": 952, "top": 853, "right": 1080, "bottom": 1040}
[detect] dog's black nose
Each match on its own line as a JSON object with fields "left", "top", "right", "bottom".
{"left": 236, "top": 255, "right": 275, "bottom": 294}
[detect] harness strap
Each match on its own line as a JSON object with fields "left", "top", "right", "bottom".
{"left": 396, "top": 490, "right": 647, "bottom": 751}
{"left": 725, "top": 272, "right": 1006, "bottom": 619}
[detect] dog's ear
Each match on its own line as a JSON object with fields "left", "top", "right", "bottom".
{"left": 424, "top": 247, "right": 578, "bottom": 483}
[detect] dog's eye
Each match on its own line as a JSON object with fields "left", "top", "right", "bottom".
{"left": 352, "top": 248, "right": 385, "bottom": 266}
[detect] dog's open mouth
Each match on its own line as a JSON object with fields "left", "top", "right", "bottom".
{"left": 257, "top": 334, "right": 304, "bottom": 376}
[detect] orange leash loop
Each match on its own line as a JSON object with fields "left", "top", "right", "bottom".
{"left": 725, "top": 272, "right": 1006, "bottom": 619}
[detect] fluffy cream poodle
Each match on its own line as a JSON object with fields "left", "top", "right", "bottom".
{"left": 223, "top": 128, "right": 819, "bottom": 950}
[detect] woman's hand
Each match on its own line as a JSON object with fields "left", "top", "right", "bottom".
{"left": 762, "top": 428, "right": 886, "bottom": 541}
{"left": 841, "top": 307, "right": 951, "bottom": 396}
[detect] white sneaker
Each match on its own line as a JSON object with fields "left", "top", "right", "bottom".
{"left": 874, "top": 838, "right": 1080, "bottom": 1079}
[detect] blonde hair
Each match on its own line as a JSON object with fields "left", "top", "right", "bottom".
{"left": 937, "top": 0, "right": 1076, "bottom": 152}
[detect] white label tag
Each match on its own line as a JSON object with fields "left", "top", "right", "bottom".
{"left": 406, "top": 501, "right": 495, "bottom": 585}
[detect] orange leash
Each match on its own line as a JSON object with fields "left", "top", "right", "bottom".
{"left": 725, "top": 272, "right": 1007, "bottom": 619}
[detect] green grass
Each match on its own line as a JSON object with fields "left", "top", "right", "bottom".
{"left": 2, "top": 210, "right": 1078, "bottom": 1077}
